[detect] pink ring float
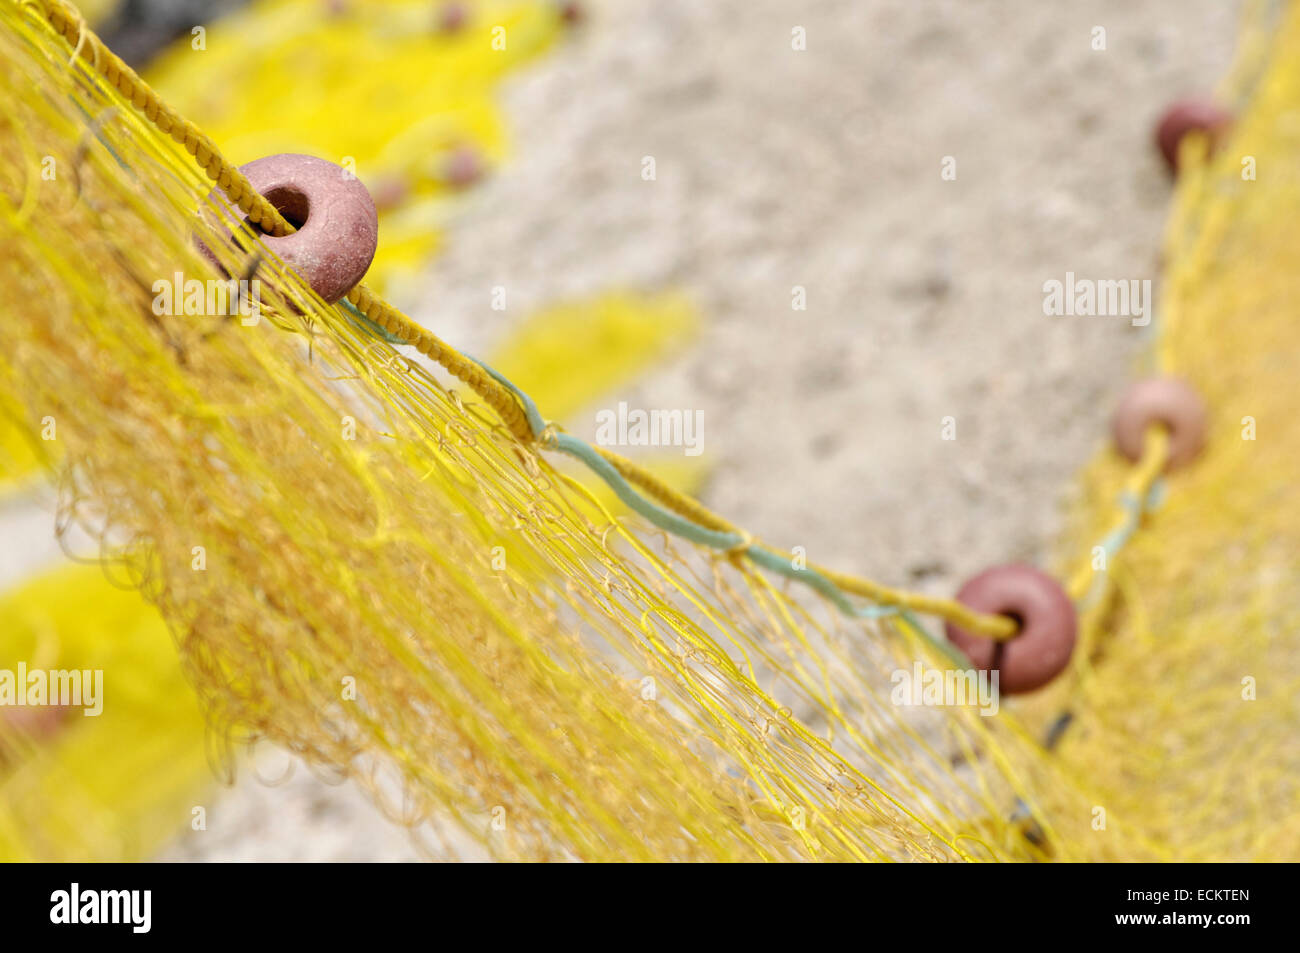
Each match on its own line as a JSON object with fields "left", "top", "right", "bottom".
{"left": 944, "top": 564, "right": 1077, "bottom": 695}
{"left": 1155, "top": 99, "right": 1232, "bottom": 175}
{"left": 1111, "top": 377, "right": 1208, "bottom": 472}
{"left": 221, "top": 153, "right": 378, "bottom": 304}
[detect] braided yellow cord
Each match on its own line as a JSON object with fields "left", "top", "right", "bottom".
{"left": 593, "top": 445, "right": 743, "bottom": 535}
{"left": 1066, "top": 426, "right": 1170, "bottom": 602}
{"left": 346, "top": 285, "right": 535, "bottom": 444}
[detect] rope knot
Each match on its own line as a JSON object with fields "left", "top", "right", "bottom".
{"left": 722, "top": 529, "right": 755, "bottom": 565}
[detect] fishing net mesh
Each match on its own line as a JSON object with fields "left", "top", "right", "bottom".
{"left": 1, "top": 0, "right": 1296, "bottom": 860}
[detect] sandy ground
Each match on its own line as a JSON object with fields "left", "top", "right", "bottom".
{"left": 13, "top": 0, "right": 1246, "bottom": 860}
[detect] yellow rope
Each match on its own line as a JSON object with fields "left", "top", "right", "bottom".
{"left": 596, "top": 444, "right": 1020, "bottom": 637}
{"left": 1067, "top": 425, "right": 1171, "bottom": 602}
{"left": 594, "top": 445, "right": 743, "bottom": 535}
{"left": 346, "top": 285, "right": 535, "bottom": 444}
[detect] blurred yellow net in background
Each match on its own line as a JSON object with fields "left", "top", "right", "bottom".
{"left": 0, "top": 567, "right": 209, "bottom": 861}
{"left": 1, "top": 0, "right": 1297, "bottom": 861}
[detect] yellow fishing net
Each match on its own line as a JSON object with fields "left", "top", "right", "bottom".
{"left": 1, "top": 0, "right": 1296, "bottom": 861}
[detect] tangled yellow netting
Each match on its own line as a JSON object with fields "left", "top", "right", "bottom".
{"left": 1, "top": 0, "right": 1297, "bottom": 861}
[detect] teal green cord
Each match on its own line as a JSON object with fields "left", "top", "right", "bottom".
{"left": 462, "top": 355, "right": 969, "bottom": 665}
